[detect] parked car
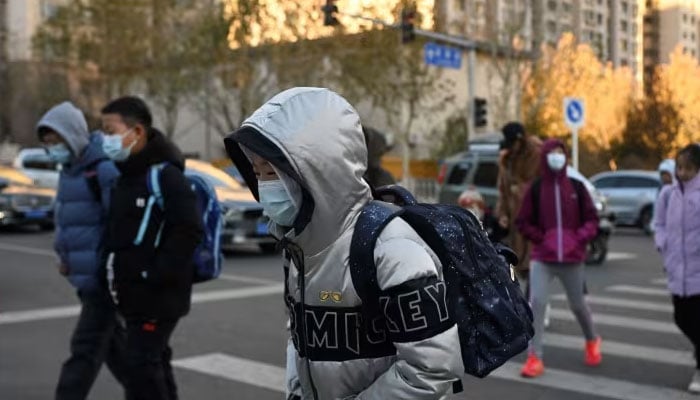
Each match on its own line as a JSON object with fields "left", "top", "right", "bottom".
{"left": 589, "top": 170, "right": 660, "bottom": 234}
{"left": 0, "top": 167, "right": 55, "bottom": 229}
{"left": 185, "top": 159, "right": 276, "bottom": 253}
{"left": 13, "top": 147, "right": 60, "bottom": 189}
{"left": 436, "top": 136, "right": 614, "bottom": 264}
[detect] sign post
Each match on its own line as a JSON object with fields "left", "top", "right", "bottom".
{"left": 563, "top": 97, "right": 585, "bottom": 170}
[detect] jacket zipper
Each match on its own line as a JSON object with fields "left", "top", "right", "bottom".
{"left": 555, "top": 181, "right": 563, "bottom": 262}
{"left": 291, "top": 245, "right": 319, "bottom": 400}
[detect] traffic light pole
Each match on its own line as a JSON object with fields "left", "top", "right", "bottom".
{"left": 336, "top": 12, "right": 481, "bottom": 140}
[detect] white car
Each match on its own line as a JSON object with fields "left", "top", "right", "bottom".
{"left": 13, "top": 148, "right": 60, "bottom": 189}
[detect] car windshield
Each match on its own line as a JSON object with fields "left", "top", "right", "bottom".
{"left": 185, "top": 160, "right": 244, "bottom": 190}
{"left": 0, "top": 167, "right": 35, "bottom": 186}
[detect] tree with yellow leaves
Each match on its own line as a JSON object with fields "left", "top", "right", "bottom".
{"left": 521, "top": 33, "right": 633, "bottom": 174}
{"left": 613, "top": 46, "right": 700, "bottom": 169}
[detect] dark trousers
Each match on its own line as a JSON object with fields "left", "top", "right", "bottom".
{"left": 55, "top": 289, "right": 128, "bottom": 400}
{"left": 124, "top": 317, "right": 179, "bottom": 400}
{"left": 673, "top": 294, "right": 700, "bottom": 369}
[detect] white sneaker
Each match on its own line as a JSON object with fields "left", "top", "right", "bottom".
{"left": 544, "top": 303, "right": 551, "bottom": 328}
{"left": 688, "top": 370, "right": 700, "bottom": 393}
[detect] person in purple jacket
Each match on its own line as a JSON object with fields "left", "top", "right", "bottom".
{"left": 515, "top": 138, "right": 601, "bottom": 378}
{"left": 654, "top": 143, "right": 700, "bottom": 393}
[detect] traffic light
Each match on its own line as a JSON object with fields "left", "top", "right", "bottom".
{"left": 322, "top": 0, "right": 339, "bottom": 26}
{"left": 474, "top": 97, "right": 488, "bottom": 128}
{"left": 400, "top": 8, "right": 415, "bottom": 43}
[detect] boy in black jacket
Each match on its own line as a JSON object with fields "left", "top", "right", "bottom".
{"left": 101, "top": 96, "right": 203, "bottom": 400}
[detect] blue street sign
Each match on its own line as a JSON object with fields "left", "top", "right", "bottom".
{"left": 424, "top": 42, "right": 462, "bottom": 69}
{"left": 563, "top": 97, "right": 585, "bottom": 130}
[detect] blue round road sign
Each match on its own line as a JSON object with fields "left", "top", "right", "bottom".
{"left": 566, "top": 101, "right": 583, "bottom": 124}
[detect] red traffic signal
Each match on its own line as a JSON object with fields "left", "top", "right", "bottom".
{"left": 322, "top": 0, "right": 339, "bottom": 26}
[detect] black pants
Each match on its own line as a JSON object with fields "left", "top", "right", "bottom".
{"left": 55, "top": 289, "right": 128, "bottom": 400}
{"left": 673, "top": 294, "right": 700, "bottom": 369}
{"left": 124, "top": 317, "right": 179, "bottom": 400}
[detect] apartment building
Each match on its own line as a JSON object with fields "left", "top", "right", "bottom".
{"left": 643, "top": 0, "right": 700, "bottom": 88}
{"left": 440, "top": 0, "right": 646, "bottom": 81}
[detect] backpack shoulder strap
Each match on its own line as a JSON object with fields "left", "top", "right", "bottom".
{"left": 84, "top": 158, "right": 108, "bottom": 203}
{"left": 530, "top": 177, "right": 542, "bottom": 224}
{"left": 134, "top": 162, "right": 169, "bottom": 247}
{"left": 146, "top": 162, "right": 169, "bottom": 209}
{"left": 568, "top": 177, "right": 586, "bottom": 223}
{"left": 348, "top": 201, "right": 402, "bottom": 312}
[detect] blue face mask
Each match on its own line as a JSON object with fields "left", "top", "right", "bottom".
{"left": 102, "top": 129, "right": 135, "bottom": 161}
{"left": 46, "top": 143, "right": 72, "bottom": 164}
{"left": 258, "top": 179, "right": 297, "bottom": 227}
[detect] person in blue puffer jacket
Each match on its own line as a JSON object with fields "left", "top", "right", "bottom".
{"left": 36, "top": 101, "right": 127, "bottom": 400}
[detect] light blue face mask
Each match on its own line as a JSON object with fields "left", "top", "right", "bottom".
{"left": 102, "top": 129, "right": 135, "bottom": 161}
{"left": 46, "top": 143, "right": 72, "bottom": 165}
{"left": 258, "top": 179, "right": 298, "bottom": 227}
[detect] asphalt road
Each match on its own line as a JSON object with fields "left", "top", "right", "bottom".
{"left": 0, "top": 226, "right": 696, "bottom": 400}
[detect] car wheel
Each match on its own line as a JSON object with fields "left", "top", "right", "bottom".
{"left": 259, "top": 243, "right": 278, "bottom": 254}
{"left": 585, "top": 234, "right": 608, "bottom": 265}
{"left": 639, "top": 207, "right": 653, "bottom": 235}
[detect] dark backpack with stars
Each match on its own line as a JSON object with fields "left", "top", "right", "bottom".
{"left": 349, "top": 185, "right": 534, "bottom": 378}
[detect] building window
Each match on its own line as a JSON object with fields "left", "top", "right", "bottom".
{"left": 621, "top": 39, "right": 629, "bottom": 51}
{"left": 563, "top": 2, "right": 572, "bottom": 12}
{"left": 683, "top": 32, "right": 688, "bottom": 39}
{"left": 455, "top": 0, "right": 466, "bottom": 11}
{"left": 598, "top": 13, "right": 603, "bottom": 24}
{"left": 547, "top": 20, "right": 557, "bottom": 35}
{"left": 621, "top": 20, "right": 628, "bottom": 31}
{"left": 547, "top": 0, "right": 557, "bottom": 11}
{"left": 692, "top": 33, "right": 696, "bottom": 41}
{"left": 683, "top": 14, "right": 688, "bottom": 23}
{"left": 621, "top": 1, "right": 628, "bottom": 13}
{"left": 621, "top": 59, "right": 629, "bottom": 66}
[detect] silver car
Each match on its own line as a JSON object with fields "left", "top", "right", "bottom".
{"left": 185, "top": 159, "right": 277, "bottom": 254}
{"left": 590, "top": 170, "right": 661, "bottom": 234}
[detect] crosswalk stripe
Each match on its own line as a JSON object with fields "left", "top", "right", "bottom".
{"left": 550, "top": 308, "right": 680, "bottom": 334}
{"left": 551, "top": 294, "right": 673, "bottom": 312}
{"left": 607, "top": 285, "right": 670, "bottom": 297}
{"left": 544, "top": 333, "right": 693, "bottom": 367}
{"left": 0, "top": 284, "right": 284, "bottom": 325}
{"left": 651, "top": 278, "right": 668, "bottom": 285}
{"left": 173, "top": 353, "right": 285, "bottom": 393}
{"left": 606, "top": 252, "right": 638, "bottom": 261}
{"left": 173, "top": 352, "right": 697, "bottom": 400}
{"left": 491, "top": 361, "right": 698, "bottom": 400}
{"left": 0, "top": 242, "right": 55, "bottom": 257}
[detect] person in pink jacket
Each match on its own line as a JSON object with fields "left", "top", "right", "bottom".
{"left": 654, "top": 143, "right": 700, "bottom": 393}
{"left": 515, "top": 139, "right": 601, "bottom": 378}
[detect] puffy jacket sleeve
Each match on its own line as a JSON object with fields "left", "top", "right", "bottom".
{"left": 96, "top": 160, "right": 120, "bottom": 215}
{"left": 515, "top": 182, "right": 543, "bottom": 243}
{"left": 151, "top": 165, "right": 204, "bottom": 285}
{"left": 654, "top": 185, "right": 672, "bottom": 252}
{"left": 356, "top": 226, "right": 463, "bottom": 399}
{"left": 575, "top": 183, "right": 599, "bottom": 243}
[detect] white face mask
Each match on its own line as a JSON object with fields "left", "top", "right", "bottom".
{"left": 547, "top": 153, "right": 567, "bottom": 171}
{"left": 258, "top": 179, "right": 298, "bottom": 226}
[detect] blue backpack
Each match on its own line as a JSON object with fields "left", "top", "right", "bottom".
{"left": 134, "top": 163, "right": 223, "bottom": 283}
{"left": 349, "top": 185, "right": 533, "bottom": 378}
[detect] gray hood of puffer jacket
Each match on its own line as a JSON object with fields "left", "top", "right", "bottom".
{"left": 36, "top": 101, "right": 90, "bottom": 156}
{"left": 225, "top": 88, "right": 462, "bottom": 400}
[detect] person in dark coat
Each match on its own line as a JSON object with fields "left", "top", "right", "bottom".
{"left": 101, "top": 96, "right": 203, "bottom": 400}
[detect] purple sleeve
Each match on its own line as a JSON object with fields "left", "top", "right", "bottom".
{"left": 654, "top": 186, "right": 671, "bottom": 251}
{"left": 576, "top": 186, "right": 599, "bottom": 243}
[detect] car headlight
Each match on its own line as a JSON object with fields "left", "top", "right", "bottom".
{"left": 594, "top": 200, "right": 603, "bottom": 212}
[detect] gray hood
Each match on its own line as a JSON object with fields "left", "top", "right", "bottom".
{"left": 225, "top": 87, "right": 372, "bottom": 256}
{"left": 36, "top": 102, "right": 89, "bottom": 156}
